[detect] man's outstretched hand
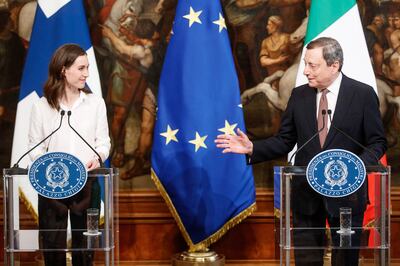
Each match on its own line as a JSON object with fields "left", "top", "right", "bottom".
{"left": 215, "top": 128, "right": 253, "bottom": 155}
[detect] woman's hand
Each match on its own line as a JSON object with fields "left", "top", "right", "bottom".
{"left": 86, "top": 158, "right": 100, "bottom": 171}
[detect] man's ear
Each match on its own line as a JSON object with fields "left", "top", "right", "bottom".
{"left": 332, "top": 61, "right": 340, "bottom": 72}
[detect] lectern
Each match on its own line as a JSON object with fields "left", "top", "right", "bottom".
{"left": 279, "top": 165, "right": 390, "bottom": 265}
{"left": 3, "top": 167, "right": 117, "bottom": 266}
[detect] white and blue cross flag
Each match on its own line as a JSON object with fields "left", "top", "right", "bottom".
{"left": 11, "top": 0, "right": 102, "bottom": 219}
{"left": 151, "top": 0, "right": 256, "bottom": 251}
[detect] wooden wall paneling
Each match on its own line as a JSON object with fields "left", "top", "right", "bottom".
{"left": 0, "top": 187, "right": 399, "bottom": 264}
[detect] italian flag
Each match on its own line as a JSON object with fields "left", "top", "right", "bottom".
{"left": 296, "top": 0, "right": 376, "bottom": 92}
{"left": 295, "top": 0, "right": 385, "bottom": 246}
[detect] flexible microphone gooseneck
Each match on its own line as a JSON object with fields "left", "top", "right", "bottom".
{"left": 13, "top": 110, "right": 66, "bottom": 168}
{"left": 288, "top": 109, "right": 327, "bottom": 165}
{"left": 67, "top": 111, "right": 104, "bottom": 167}
{"left": 327, "top": 109, "right": 383, "bottom": 167}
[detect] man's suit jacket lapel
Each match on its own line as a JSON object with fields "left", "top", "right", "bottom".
{"left": 323, "top": 75, "right": 356, "bottom": 148}
{"left": 301, "top": 86, "right": 323, "bottom": 151}
{"left": 304, "top": 87, "right": 318, "bottom": 134}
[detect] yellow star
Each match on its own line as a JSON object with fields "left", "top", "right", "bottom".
{"left": 213, "top": 13, "right": 227, "bottom": 32}
{"left": 218, "top": 120, "right": 237, "bottom": 135}
{"left": 183, "top": 6, "right": 202, "bottom": 27}
{"left": 160, "top": 125, "right": 179, "bottom": 145}
{"left": 189, "top": 132, "right": 208, "bottom": 152}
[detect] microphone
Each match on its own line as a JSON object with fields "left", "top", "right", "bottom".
{"left": 288, "top": 109, "right": 327, "bottom": 165}
{"left": 67, "top": 111, "right": 104, "bottom": 167}
{"left": 327, "top": 109, "right": 383, "bottom": 167}
{"left": 13, "top": 110, "right": 66, "bottom": 168}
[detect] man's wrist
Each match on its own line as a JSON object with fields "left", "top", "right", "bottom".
{"left": 247, "top": 141, "right": 253, "bottom": 156}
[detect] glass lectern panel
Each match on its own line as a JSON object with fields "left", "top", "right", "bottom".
{"left": 279, "top": 166, "right": 390, "bottom": 266}
{"left": 3, "top": 167, "right": 118, "bottom": 266}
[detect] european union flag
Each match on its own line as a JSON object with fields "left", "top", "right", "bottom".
{"left": 151, "top": 0, "right": 256, "bottom": 251}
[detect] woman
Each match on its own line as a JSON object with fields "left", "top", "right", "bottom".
{"left": 28, "top": 44, "right": 111, "bottom": 266}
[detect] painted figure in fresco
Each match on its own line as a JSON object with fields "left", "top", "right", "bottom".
{"left": 259, "top": 15, "right": 291, "bottom": 78}
{"left": 385, "top": 11, "right": 400, "bottom": 84}
{"left": 385, "top": 13, "right": 395, "bottom": 48}
{"left": 96, "top": 0, "right": 173, "bottom": 179}
{"left": 102, "top": 18, "right": 161, "bottom": 178}
{"left": 241, "top": 0, "right": 311, "bottom": 112}
{"left": 365, "top": 14, "right": 386, "bottom": 75}
{"left": 120, "top": 0, "right": 174, "bottom": 179}
{"left": 239, "top": 14, "right": 292, "bottom": 134}
{"left": 101, "top": 20, "right": 155, "bottom": 70}
{"left": 368, "top": 14, "right": 388, "bottom": 48}
{"left": 99, "top": 0, "right": 146, "bottom": 170}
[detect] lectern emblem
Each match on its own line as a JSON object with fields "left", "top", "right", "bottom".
{"left": 29, "top": 152, "right": 87, "bottom": 199}
{"left": 306, "top": 149, "right": 366, "bottom": 197}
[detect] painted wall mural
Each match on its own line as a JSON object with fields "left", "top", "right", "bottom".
{"left": 1, "top": 0, "right": 400, "bottom": 189}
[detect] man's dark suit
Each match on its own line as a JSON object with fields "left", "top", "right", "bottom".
{"left": 249, "top": 74, "right": 387, "bottom": 266}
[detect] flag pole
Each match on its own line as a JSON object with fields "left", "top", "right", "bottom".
{"left": 172, "top": 250, "right": 225, "bottom": 266}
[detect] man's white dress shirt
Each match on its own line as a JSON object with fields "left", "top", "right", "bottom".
{"left": 316, "top": 72, "right": 342, "bottom": 132}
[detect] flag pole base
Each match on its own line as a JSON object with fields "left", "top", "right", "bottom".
{"left": 172, "top": 250, "right": 225, "bottom": 266}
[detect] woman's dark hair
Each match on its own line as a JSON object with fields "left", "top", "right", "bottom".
{"left": 43, "top": 43, "right": 91, "bottom": 110}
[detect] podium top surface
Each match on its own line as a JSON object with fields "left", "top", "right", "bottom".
{"left": 3, "top": 167, "right": 118, "bottom": 176}
{"left": 281, "top": 165, "right": 389, "bottom": 174}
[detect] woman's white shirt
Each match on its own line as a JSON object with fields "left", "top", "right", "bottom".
{"left": 28, "top": 91, "right": 111, "bottom": 166}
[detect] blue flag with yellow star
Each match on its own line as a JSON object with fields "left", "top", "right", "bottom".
{"left": 151, "top": 0, "right": 256, "bottom": 251}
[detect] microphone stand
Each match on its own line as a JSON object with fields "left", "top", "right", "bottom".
{"left": 288, "top": 110, "right": 327, "bottom": 165}
{"left": 327, "top": 109, "right": 385, "bottom": 171}
{"left": 67, "top": 111, "right": 104, "bottom": 168}
{"left": 12, "top": 110, "right": 66, "bottom": 169}
{"left": 284, "top": 110, "right": 327, "bottom": 174}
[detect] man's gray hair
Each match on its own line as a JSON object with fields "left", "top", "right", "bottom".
{"left": 306, "top": 37, "right": 344, "bottom": 71}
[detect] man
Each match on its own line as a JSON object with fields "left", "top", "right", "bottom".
{"left": 216, "top": 37, "right": 387, "bottom": 266}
